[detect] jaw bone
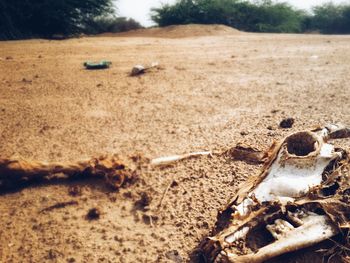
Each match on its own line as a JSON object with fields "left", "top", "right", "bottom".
{"left": 199, "top": 125, "right": 350, "bottom": 263}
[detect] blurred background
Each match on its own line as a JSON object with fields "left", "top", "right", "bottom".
{"left": 1, "top": 0, "right": 350, "bottom": 40}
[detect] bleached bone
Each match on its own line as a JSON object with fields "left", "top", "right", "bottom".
{"left": 131, "top": 62, "right": 159, "bottom": 76}
{"left": 224, "top": 212, "right": 338, "bottom": 263}
{"left": 151, "top": 151, "right": 211, "bottom": 166}
{"left": 198, "top": 124, "right": 350, "bottom": 262}
{"left": 234, "top": 127, "right": 343, "bottom": 217}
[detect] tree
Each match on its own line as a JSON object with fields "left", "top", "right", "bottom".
{"left": 311, "top": 2, "right": 350, "bottom": 34}
{"left": 150, "top": 0, "right": 307, "bottom": 33}
{"left": 0, "top": 0, "right": 116, "bottom": 40}
{"left": 251, "top": 1, "right": 306, "bottom": 33}
{"left": 151, "top": 0, "right": 201, "bottom": 26}
{"left": 84, "top": 17, "right": 143, "bottom": 34}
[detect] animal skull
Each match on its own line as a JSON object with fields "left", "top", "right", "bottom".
{"left": 199, "top": 124, "right": 350, "bottom": 262}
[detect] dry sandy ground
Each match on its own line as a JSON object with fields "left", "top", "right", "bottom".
{"left": 0, "top": 25, "right": 350, "bottom": 262}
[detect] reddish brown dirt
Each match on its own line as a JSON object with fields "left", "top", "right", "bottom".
{"left": 1, "top": 25, "right": 350, "bottom": 262}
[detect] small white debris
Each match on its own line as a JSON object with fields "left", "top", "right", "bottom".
{"left": 131, "top": 62, "right": 159, "bottom": 76}
{"left": 151, "top": 151, "right": 211, "bottom": 166}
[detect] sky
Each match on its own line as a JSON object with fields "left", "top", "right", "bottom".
{"left": 117, "top": 0, "right": 348, "bottom": 27}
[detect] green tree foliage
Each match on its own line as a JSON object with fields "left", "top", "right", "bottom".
{"left": 311, "top": 3, "right": 350, "bottom": 34}
{"left": 151, "top": 0, "right": 350, "bottom": 34}
{"left": 0, "top": 0, "right": 116, "bottom": 40}
{"left": 151, "top": 0, "right": 306, "bottom": 33}
{"left": 249, "top": 1, "right": 307, "bottom": 33}
{"left": 84, "top": 17, "right": 143, "bottom": 34}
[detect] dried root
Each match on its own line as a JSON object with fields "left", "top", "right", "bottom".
{"left": 0, "top": 155, "right": 138, "bottom": 191}
{"left": 40, "top": 201, "right": 79, "bottom": 213}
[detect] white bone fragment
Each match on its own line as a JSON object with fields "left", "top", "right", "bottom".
{"left": 235, "top": 197, "right": 254, "bottom": 217}
{"left": 131, "top": 62, "right": 159, "bottom": 76}
{"left": 131, "top": 65, "right": 145, "bottom": 76}
{"left": 226, "top": 213, "right": 338, "bottom": 263}
{"left": 266, "top": 219, "right": 295, "bottom": 239}
{"left": 225, "top": 226, "right": 250, "bottom": 243}
{"left": 151, "top": 151, "right": 211, "bottom": 166}
{"left": 286, "top": 211, "right": 304, "bottom": 227}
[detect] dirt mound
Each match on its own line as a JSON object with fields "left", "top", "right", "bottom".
{"left": 102, "top": 24, "right": 241, "bottom": 38}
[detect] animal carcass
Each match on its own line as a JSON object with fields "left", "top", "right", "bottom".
{"left": 199, "top": 124, "right": 350, "bottom": 262}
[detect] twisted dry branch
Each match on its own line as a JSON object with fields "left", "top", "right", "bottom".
{"left": 0, "top": 155, "right": 137, "bottom": 191}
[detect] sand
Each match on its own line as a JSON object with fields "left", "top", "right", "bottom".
{"left": 100, "top": 24, "right": 241, "bottom": 38}
{"left": 1, "top": 24, "right": 350, "bottom": 262}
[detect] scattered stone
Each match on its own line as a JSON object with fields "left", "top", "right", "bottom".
{"left": 202, "top": 221, "right": 209, "bottom": 229}
{"left": 5, "top": 56, "right": 13, "bottom": 60}
{"left": 279, "top": 118, "right": 295, "bottom": 129}
{"left": 68, "top": 186, "right": 82, "bottom": 197}
{"left": 170, "top": 180, "right": 178, "bottom": 188}
{"left": 123, "top": 191, "right": 133, "bottom": 199}
{"left": 46, "top": 249, "right": 60, "bottom": 260}
{"left": 86, "top": 208, "right": 101, "bottom": 220}
{"left": 134, "top": 192, "right": 151, "bottom": 211}
{"left": 22, "top": 78, "right": 32, "bottom": 83}
{"left": 240, "top": 131, "right": 249, "bottom": 136}
{"left": 165, "top": 250, "right": 183, "bottom": 263}
{"left": 267, "top": 131, "right": 277, "bottom": 137}
{"left": 142, "top": 213, "right": 158, "bottom": 225}
{"left": 108, "top": 194, "right": 117, "bottom": 202}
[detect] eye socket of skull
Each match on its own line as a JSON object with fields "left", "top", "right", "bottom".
{"left": 285, "top": 132, "right": 318, "bottom": 156}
